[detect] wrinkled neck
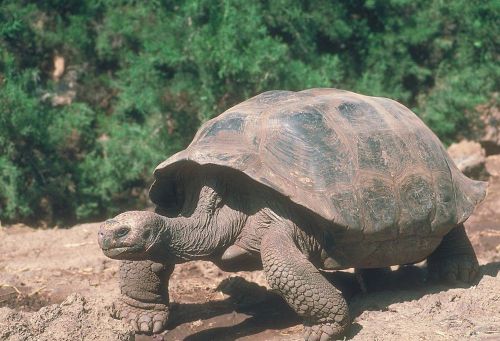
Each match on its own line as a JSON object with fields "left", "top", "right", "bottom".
{"left": 156, "top": 206, "right": 246, "bottom": 262}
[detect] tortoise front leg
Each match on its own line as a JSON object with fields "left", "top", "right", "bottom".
{"left": 116, "top": 260, "right": 174, "bottom": 333}
{"left": 261, "top": 227, "right": 349, "bottom": 340}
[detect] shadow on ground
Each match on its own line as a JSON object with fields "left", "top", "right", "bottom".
{"left": 138, "top": 261, "right": 500, "bottom": 340}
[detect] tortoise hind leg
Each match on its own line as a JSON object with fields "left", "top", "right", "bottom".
{"left": 261, "top": 226, "right": 349, "bottom": 340}
{"left": 427, "top": 224, "right": 479, "bottom": 284}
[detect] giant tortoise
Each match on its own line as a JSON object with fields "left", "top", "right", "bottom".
{"left": 98, "top": 88, "right": 487, "bottom": 340}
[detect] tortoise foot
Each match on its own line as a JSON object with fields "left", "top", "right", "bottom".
{"left": 428, "top": 253, "right": 479, "bottom": 284}
{"left": 304, "top": 322, "right": 346, "bottom": 341}
{"left": 113, "top": 298, "right": 169, "bottom": 334}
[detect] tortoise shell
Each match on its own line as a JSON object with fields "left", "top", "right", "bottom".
{"left": 151, "top": 89, "right": 487, "bottom": 237}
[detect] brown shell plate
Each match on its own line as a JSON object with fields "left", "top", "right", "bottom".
{"left": 151, "top": 89, "right": 487, "bottom": 237}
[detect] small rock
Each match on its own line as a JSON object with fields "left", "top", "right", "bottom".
{"left": 476, "top": 96, "right": 500, "bottom": 155}
{"left": 61, "top": 293, "right": 77, "bottom": 306}
{"left": 485, "top": 155, "right": 500, "bottom": 177}
{"left": 447, "top": 140, "right": 486, "bottom": 178}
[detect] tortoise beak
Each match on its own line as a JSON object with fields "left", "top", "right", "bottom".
{"left": 98, "top": 223, "right": 132, "bottom": 252}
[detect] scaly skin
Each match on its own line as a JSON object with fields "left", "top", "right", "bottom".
{"left": 427, "top": 224, "right": 479, "bottom": 284}
{"left": 116, "top": 260, "right": 174, "bottom": 333}
{"left": 261, "top": 226, "right": 349, "bottom": 341}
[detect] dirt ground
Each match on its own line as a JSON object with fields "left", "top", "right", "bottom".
{"left": 1, "top": 176, "right": 499, "bottom": 340}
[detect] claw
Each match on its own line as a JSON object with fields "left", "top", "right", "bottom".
{"left": 115, "top": 300, "right": 169, "bottom": 334}
{"left": 140, "top": 322, "right": 150, "bottom": 332}
{"left": 153, "top": 321, "right": 164, "bottom": 333}
{"left": 129, "top": 319, "right": 139, "bottom": 331}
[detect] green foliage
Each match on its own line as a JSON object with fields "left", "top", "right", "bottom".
{"left": 0, "top": 0, "right": 498, "bottom": 225}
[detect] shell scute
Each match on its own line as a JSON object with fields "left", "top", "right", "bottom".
{"left": 398, "top": 174, "right": 435, "bottom": 236}
{"left": 337, "top": 100, "right": 389, "bottom": 130}
{"left": 359, "top": 177, "right": 398, "bottom": 239}
{"left": 204, "top": 114, "right": 245, "bottom": 137}
{"left": 266, "top": 107, "right": 353, "bottom": 191}
{"left": 329, "top": 191, "right": 361, "bottom": 236}
{"left": 413, "top": 133, "right": 448, "bottom": 172}
{"left": 430, "top": 171, "right": 457, "bottom": 230}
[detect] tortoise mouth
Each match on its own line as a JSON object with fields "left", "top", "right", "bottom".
{"left": 101, "top": 245, "right": 145, "bottom": 259}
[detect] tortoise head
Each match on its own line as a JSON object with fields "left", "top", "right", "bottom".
{"left": 98, "top": 211, "right": 166, "bottom": 260}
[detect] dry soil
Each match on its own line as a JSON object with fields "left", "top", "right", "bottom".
{"left": 0, "top": 176, "right": 499, "bottom": 341}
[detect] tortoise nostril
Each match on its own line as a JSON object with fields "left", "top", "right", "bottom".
{"left": 114, "top": 227, "right": 130, "bottom": 239}
{"left": 97, "top": 231, "right": 105, "bottom": 245}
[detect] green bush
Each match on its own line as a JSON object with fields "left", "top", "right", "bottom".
{"left": 0, "top": 0, "right": 498, "bottom": 225}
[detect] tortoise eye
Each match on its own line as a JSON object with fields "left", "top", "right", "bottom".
{"left": 114, "top": 227, "right": 130, "bottom": 238}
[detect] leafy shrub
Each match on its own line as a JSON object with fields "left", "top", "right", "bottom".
{"left": 0, "top": 0, "right": 497, "bottom": 225}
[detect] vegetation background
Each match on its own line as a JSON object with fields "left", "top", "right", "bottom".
{"left": 0, "top": 0, "right": 498, "bottom": 225}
